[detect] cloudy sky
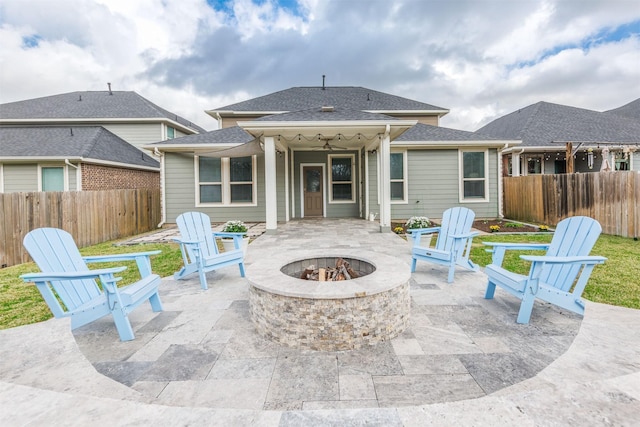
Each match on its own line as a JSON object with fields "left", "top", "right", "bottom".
{"left": 0, "top": 0, "right": 638, "bottom": 131}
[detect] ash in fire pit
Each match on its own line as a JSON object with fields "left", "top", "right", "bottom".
{"left": 300, "top": 258, "right": 359, "bottom": 281}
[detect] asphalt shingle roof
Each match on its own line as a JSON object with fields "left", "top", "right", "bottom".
{"left": 396, "top": 123, "right": 500, "bottom": 141}
{"left": 253, "top": 106, "right": 399, "bottom": 122}
{"left": 605, "top": 98, "right": 640, "bottom": 120}
{"left": 150, "top": 126, "right": 255, "bottom": 146}
{"left": 476, "top": 101, "right": 640, "bottom": 147}
{"left": 211, "top": 87, "right": 447, "bottom": 113}
{"left": 0, "top": 91, "right": 206, "bottom": 133}
{"left": 0, "top": 126, "right": 159, "bottom": 168}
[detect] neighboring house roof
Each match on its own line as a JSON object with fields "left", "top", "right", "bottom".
{"left": 396, "top": 123, "right": 501, "bottom": 142}
{"left": 477, "top": 101, "right": 640, "bottom": 148}
{"left": 254, "top": 106, "right": 400, "bottom": 122}
{"left": 604, "top": 98, "right": 640, "bottom": 120}
{"left": 0, "top": 91, "right": 206, "bottom": 133}
{"left": 0, "top": 126, "right": 159, "bottom": 169}
{"left": 209, "top": 86, "right": 448, "bottom": 114}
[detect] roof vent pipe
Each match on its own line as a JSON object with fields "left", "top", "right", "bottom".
{"left": 322, "top": 74, "right": 325, "bottom": 90}
{"left": 107, "top": 82, "right": 112, "bottom": 95}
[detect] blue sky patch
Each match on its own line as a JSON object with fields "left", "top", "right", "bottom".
{"left": 511, "top": 19, "right": 640, "bottom": 70}
{"left": 22, "top": 34, "right": 42, "bottom": 49}
{"left": 207, "top": 0, "right": 304, "bottom": 18}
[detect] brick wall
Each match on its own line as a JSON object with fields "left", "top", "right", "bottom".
{"left": 81, "top": 163, "right": 159, "bottom": 190}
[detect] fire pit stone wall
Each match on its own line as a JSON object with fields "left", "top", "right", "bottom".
{"left": 247, "top": 250, "right": 411, "bottom": 351}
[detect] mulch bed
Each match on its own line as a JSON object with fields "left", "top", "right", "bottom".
{"left": 392, "top": 219, "right": 546, "bottom": 234}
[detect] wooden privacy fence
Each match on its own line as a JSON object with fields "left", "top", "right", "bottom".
{"left": 0, "top": 189, "right": 161, "bottom": 268}
{"left": 504, "top": 171, "right": 640, "bottom": 238}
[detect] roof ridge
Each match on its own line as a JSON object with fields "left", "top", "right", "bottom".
{"left": 519, "top": 102, "right": 544, "bottom": 138}
{"left": 82, "top": 127, "right": 107, "bottom": 157}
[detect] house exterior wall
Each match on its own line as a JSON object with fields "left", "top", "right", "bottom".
{"left": 163, "top": 153, "right": 287, "bottom": 223}
{"left": 81, "top": 163, "right": 159, "bottom": 190}
{"left": 0, "top": 162, "right": 80, "bottom": 192}
{"left": 291, "top": 150, "right": 361, "bottom": 218}
{"left": 368, "top": 148, "right": 500, "bottom": 221}
{"left": 102, "top": 123, "right": 163, "bottom": 151}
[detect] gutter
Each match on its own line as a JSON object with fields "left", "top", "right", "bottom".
{"left": 154, "top": 147, "right": 166, "bottom": 228}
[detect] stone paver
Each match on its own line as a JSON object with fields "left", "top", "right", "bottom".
{"left": 1, "top": 219, "right": 639, "bottom": 425}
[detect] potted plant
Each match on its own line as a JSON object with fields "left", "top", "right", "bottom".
{"left": 405, "top": 216, "right": 432, "bottom": 249}
{"left": 220, "top": 220, "right": 249, "bottom": 255}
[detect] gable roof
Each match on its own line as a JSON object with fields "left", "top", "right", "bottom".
{"left": 254, "top": 106, "right": 399, "bottom": 122}
{"left": 0, "top": 126, "right": 159, "bottom": 169}
{"left": 209, "top": 86, "right": 448, "bottom": 114}
{"left": 396, "top": 123, "right": 501, "bottom": 142}
{"left": 605, "top": 98, "right": 640, "bottom": 120}
{"left": 150, "top": 126, "right": 255, "bottom": 146}
{"left": 477, "top": 101, "right": 640, "bottom": 147}
{"left": 0, "top": 91, "right": 206, "bottom": 133}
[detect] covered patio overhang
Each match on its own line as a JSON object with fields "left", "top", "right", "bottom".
{"left": 237, "top": 118, "right": 417, "bottom": 233}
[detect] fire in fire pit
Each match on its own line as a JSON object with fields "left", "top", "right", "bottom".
{"left": 300, "top": 257, "right": 359, "bottom": 281}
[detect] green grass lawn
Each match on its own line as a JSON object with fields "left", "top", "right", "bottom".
{"left": 470, "top": 233, "right": 640, "bottom": 310}
{"left": 1, "top": 232, "right": 638, "bottom": 330}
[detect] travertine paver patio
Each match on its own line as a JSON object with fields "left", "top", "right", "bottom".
{"left": 1, "top": 218, "right": 639, "bottom": 426}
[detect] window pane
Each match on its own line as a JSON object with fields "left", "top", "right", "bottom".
{"left": 332, "top": 158, "right": 351, "bottom": 182}
{"left": 332, "top": 183, "right": 352, "bottom": 200}
{"left": 167, "top": 127, "right": 175, "bottom": 139}
{"left": 42, "top": 167, "right": 64, "bottom": 191}
{"left": 305, "top": 169, "right": 321, "bottom": 192}
{"left": 527, "top": 158, "right": 542, "bottom": 174}
{"left": 231, "top": 184, "right": 253, "bottom": 202}
{"left": 464, "top": 181, "right": 485, "bottom": 198}
{"left": 199, "top": 157, "right": 221, "bottom": 182}
{"left": 463, "top": 152, "right": 485, "bottom": 178}
{"left": 230, "top": 157, "right": 252, "bottom": 182}
{"left": 200, "top": 184, "right": 221, "bottom": 203}
{"left": 390, "top": 182, "right": 404, "bottom": 200}
{"left": 390, "top": 153, "right": 404, "bottom": 180}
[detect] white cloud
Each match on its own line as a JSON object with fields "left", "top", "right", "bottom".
{"left": 1, "top": 0, "right": 639, "bottom": 132}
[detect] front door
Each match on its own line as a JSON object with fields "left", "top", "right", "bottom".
{"left": 303, "top": 166, "right": 323, "bottom": 217}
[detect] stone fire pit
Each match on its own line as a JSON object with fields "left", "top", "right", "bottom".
{"left": 246, "top": 250, "right": 411, "bottom": 351}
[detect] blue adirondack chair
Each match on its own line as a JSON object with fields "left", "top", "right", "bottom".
{"left": 173, "top": 212, "right": 246, "bottom": 290}
{"left": 21, "top": 228, "right": 163, "bottom": 341}
{"left": 484, "top": 216, "right": 606, "bottom": 324}
{"left": 409, "top": 207, "right": 479, "bottom": 283}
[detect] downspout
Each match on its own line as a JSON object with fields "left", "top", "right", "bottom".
{"left": 154, "top": 148, "right": 166, "bottom": 227}
{"left": 497, "top": 144, "right": 509, "bottom": 219}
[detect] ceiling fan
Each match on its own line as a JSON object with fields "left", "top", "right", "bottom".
{"left": 312, "top": 137, "right": 348, "bottom": 151}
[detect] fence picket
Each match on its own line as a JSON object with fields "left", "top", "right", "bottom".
{"left": 0, "top": 189, "right": 161, "bottom": 268}
{"left": 504, "top": 172, "right": 639, "bottom": 238}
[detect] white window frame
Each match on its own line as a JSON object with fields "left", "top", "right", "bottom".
{"left": 38, "top": 164, "right": 68, "bottom": 192}
{"left": 390, "top": 150, "right": 408, "bottom": 204}
{"left": 328, "top": 153, "right": 356, "bottom": 204}
{"left": 0, "top": 163, "right": 4, "bottom": 193}
{"left": 195, "top": 155, "right": 257, "bottom": 207}
{"left": 166, "top": 125, "right": 175, "bottom": 140}
{"left": 458, "top": 149, "right": 489, "bottom": 203}
{"left": 524, "top": 155, "right": 544, "bottom": 175}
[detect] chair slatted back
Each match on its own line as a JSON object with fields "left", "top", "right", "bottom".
{"left": 540, "top": 216, "right": 602, "bottom": 291}
{"left": 435, "top": 207, "right": 476, "bottom": 253}
{"left": 23, "top": 228, "right": 102, "bottom": 312}
{"left": 176, "top": 212, "right": 220, "bottom": 261}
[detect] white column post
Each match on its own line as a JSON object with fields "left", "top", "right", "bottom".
{"left": 264, "top": 136, "right": 278, "bottom": 233}
{"left": 378, "top": 128, "right": 392, "bottom": 232}
{"left": 512, "top": 151, "right": 521, "bottom": 177}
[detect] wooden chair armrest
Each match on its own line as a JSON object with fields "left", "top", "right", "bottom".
{"left": 484, "top": 243, "right": 550, "bottom": 266}
{"left": 407, "top": 227, "right": 440, "bottom": 235}
{"left": 520, "top": 255, "right": 607, "bottom": 264}
{"left": 21, "top": 266, "right": 126, "bottom": 282}
{"left": 450, "top": 231, "right": 479, "bottom": 239}
{"left": 84, "top": 251, "right": 160, "bottom": 278}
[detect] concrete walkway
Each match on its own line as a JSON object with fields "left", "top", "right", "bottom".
{"left": 1, "top": 219, "right": 639, "bottom": 426}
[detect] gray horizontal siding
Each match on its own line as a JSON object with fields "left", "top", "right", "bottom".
{"left": 368, "top": 148, "right": 500, "bottom": 221}
{"left": 164, "top": 153, "right": 287, "bottom": 223}
{"left": 103, "top": 123, "right": 162, "bottom": 150}
{"left": 3, "top": 164, "right": 38, "bottom": 192}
